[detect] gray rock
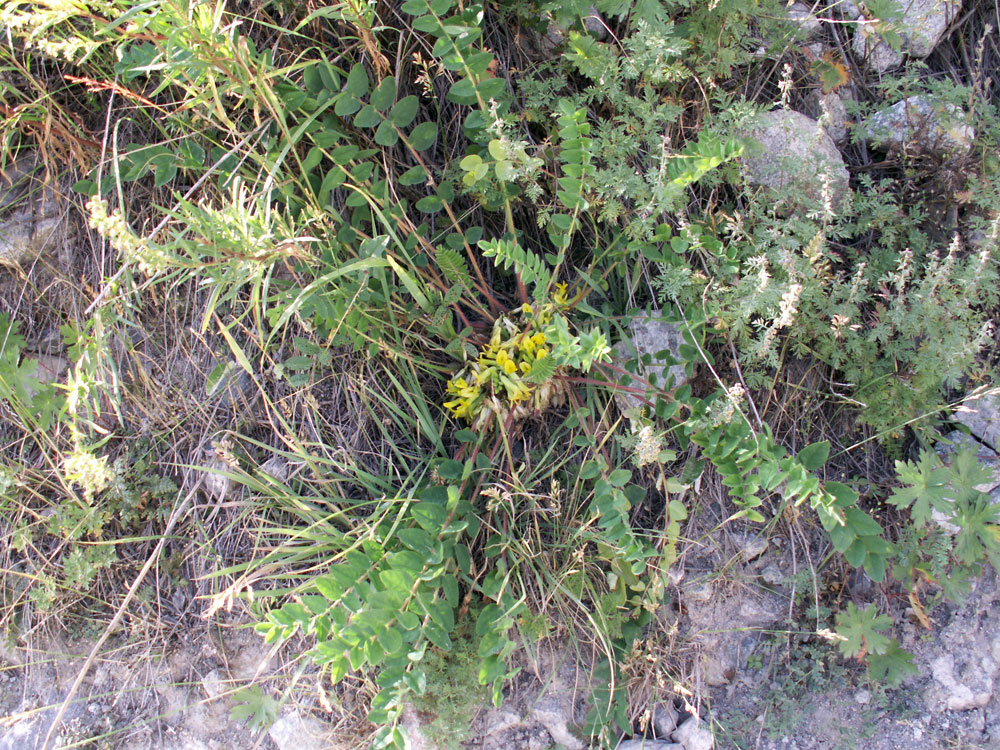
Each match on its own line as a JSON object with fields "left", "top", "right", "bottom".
{"left": 651, "top": 701, "right": 679, "bottom": 738}
{"left": 760, "top": 563, "right": 787, "bottom": 586}
{"left": 22, "top": 353, "right": 68, "bottom": 399}
{"left": 911, "top": 576, "right": 1000, "bottom": 716}
{"left": 787, "top": 3, "right": 822, "bottom": 36}
{"left": 200, "top": 669, "right": 223, "bottom": 700}
{"left": 852, "top": 0, "right": 963, "bottom": 73}
{"left": 583, "top": 5, "right": 608, "bottom": 40}
{"left": 734, "top": 533, "right": 769, "bottom": 563}
{"left": 614, "top": 311, "right": 688, "bottom": 414}
{"left": 207, "top": 360, "right": 255, "bottom": 409}
{"left": 259, "top": 455, "right": 290, "bottom": 483}
{"left": 0, "top": 154, "right": 71, "bottom": 268}
{"left": 671, "top": 716, "right": 714, "bottom": 750}
{"left": 864, "top": 96, "right": 974, "bottom": 155}
{"left": 740, "top": 109, "right": 851, "bottom": 215}
{"left": 954, "top": 391, "right": 1000, "bottom": 453}
{"left": 929, "top": 654, "right": 993, "bottom": 711}
{"left": 805, "top": 90, "right": 849, "bottom": 145}
{"left": 617, "top": 741, "right": 684, "bottom": 750}
{"left": 829, "top": 0, "right": 862, "bottom": 20}
{"left": 268, "top": 712, "right": 339, "bottom": 750}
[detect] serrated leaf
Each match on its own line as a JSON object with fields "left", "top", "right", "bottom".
{"left": 867, "top": 639, "right": 918, "bottom": 687}
{"left": 888, "top": 451, "right": 952, "bottom": 527}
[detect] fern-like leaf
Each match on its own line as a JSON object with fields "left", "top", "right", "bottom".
{"left": 435, "top": 246, "right": 471, "bottom": 288}
{"left": 479, "top": 238, "right": 552, "bottom": 301}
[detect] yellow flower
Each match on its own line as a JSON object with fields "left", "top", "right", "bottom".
{"left": 553, "top": 282, "right": 569, "bottom": 305}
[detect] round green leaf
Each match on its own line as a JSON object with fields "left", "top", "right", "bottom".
{"left": 416, "top": 195, "right": 443, "bottom": 213}
{"left": 354, "top": 104, "right": 381, "bottom": 129}
{"left": 371, "top": 76, "right": 396, "bottom": 111}
{"left": 379, "top": 626, "right": 405, "bottom": 655}
{"left": 399, "top": 165, "right": 427, "bottom": 186}
{"left": 408, "top": 121, "right": 437, "bottom": 151}
{"left": 375, "top": 120, "right": 399, "bottom": 147}
{"left": 389, "top": 95, "right": 419, "bottom": 128}
{"left": 345, "top": 63, "right": 370, "bottom": 98}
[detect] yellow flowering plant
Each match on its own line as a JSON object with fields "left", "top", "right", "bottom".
{"left": 444, "top": 288, "right": 610, "bottom": 430}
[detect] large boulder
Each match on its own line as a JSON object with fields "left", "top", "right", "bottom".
{"left": 853, "top": 0, "right": 963, "bottom": 73}
{"left": 740, "top": 109, "right": 851, "bottom": 215}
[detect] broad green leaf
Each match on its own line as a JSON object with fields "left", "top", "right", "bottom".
{"left": 390, "top": 95, "right": 419, "bottom": 128}
{"left": 375, "top": 119, "right": 400, "bottom": 147}
{"left": 371, "top": 76, "right": 396, "bottom": 111}
{"left": 796, "top": 440, "right": 830, "bottom": 471}
{"left": 345, "top": 63, "right": 370, "bottom": 97}
{"left": 354, "top": 104, "right": 381, "bottom": 129}
{"left": 408, "top": 122, "right": 437, "bottom": 151}
{"left": 399, "top": 165, "right": 427, "bottom": 186}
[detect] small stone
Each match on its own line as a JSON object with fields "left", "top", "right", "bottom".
{"left": 684, "top": 581, "right": 714, "bottom": 604}
{"left": 201, "top": 456, "right": 234, "bottom": 501}
{"left": 671, "top": 716, "right": 714, "bottom": 750}
{"left": 259, "top": 455, "right": 290, "bottom": 483}
{"left": 617, "top": 742, "right": 684, "bottom": 750}
{"left": 201, "top": 441, "right": 239, "bottom": 502}
{"left": 760, "top": 564, "right": 785, "bottom": 586}
{"left": 0, "top": 153, "right": 71, "bottom": 268}
{"left": 854, "top": 689, "right": 871, "bottom": 705}
{"left": 23, "top": 353, "right": 68, "bottom": 399}
{"left": 736, "top": 533, "right": 769, "bottom": 562}
{"left": 829, "top": 0, "right": 862, "bottom": 20}
{"left": 739, "top": 109, "right": 850, "bottom": 215}
{"left": 864, "top": 96, "right": 974, "bottom": 155}
{"left": 652, "top": 702, "right": 679, "bottom": 738}
{"left": 530, "top": 704, "right": 585, "bottom": 750}
{"left": 614, "top": 311, "right": 688, "bottom": 414}
{"left": 207, "top": 360, "right": 255, "bottom": 409}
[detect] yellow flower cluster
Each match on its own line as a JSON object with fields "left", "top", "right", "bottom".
{"left": 444, "top": 305, "right": 565, "bottom": 429}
